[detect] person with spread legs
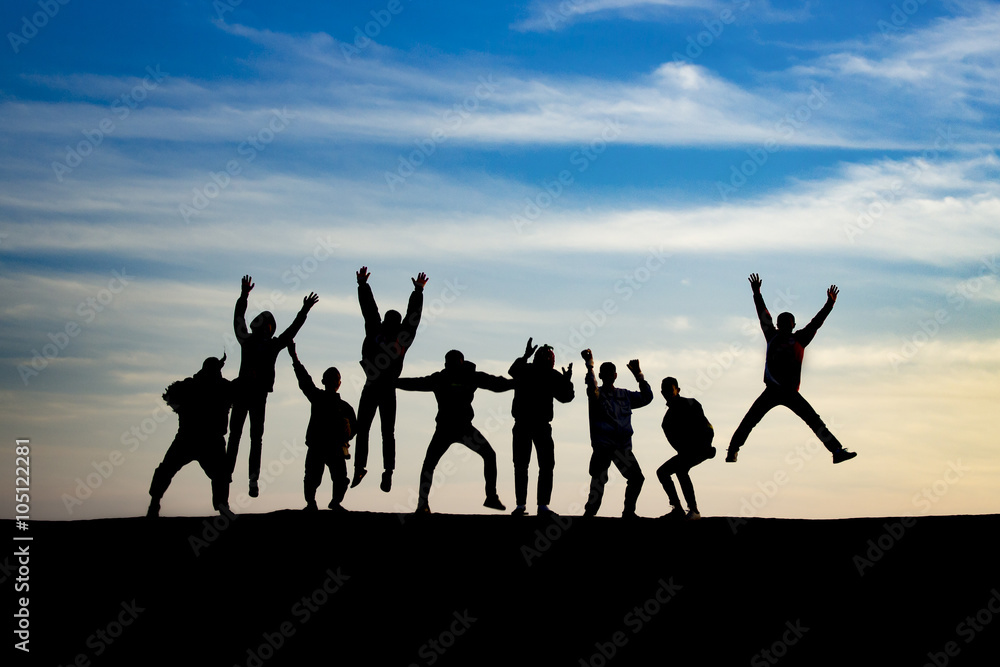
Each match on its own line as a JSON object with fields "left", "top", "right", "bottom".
{"left": 397, "top": 350, "right": 514, "bottom": 515}
{"left": 727, "top": 273, "right": 856, "bottom": 464}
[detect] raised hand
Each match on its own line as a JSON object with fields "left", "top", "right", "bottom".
{"left": 357, "top": 267, "right": 370, "bottom": 285}
{"left": 748, "top": 273, "right": 762, "bottom": 294}
{"left": 581, "top": 349, "right": 593, "bottom": 365}
{"left": 827, "top": 284, "right": 839, "bottom": 303}
{"left": 626, "top": 359, "right": 642, "bottom": 378}
{"left": 562, "top": 363, "right": 573, "bottom": 379}
{"left": 412, "top": 272, "right": 429, "bottom": 289}
{"left": 241, "top": 275, "right": 254, "bottom": 294}
{"left": 524, "top": 337, "right": 538, "bottom": 359}
{"left": 303, "top": 292, "right": 319, "bottom": 310}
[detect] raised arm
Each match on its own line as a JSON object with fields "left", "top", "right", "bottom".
{"left": 357, "top": 266, "right": 381, "bottom": 334}
{"left": 799, "top": 284, "right": 838, "bottom": 345}
{"left": 234, "top": 274, "right": 253, "bottom": 341}
{"left": 402, "top": 272, "right": 428, "bottom": 339}
{"left": 626, "top": 359, "right": 654, "bottom": 409}
{"left": 508, "top": 337, "right": 537, "bottom": 376}
{"left": 278, "top": 292, "right": 319, "bottom": 345}
{"left": 287, "top": 342, "right": 319, "bottom": 400}
{"left": 749, "top": 273, "right": 775, "bottom": 338}
{"left": 581, "top": 349, "right": 598, "bottom": 399}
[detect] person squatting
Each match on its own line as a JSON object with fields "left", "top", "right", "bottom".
{"left": 146, "top": 270, "right": 857, "bottom": 519}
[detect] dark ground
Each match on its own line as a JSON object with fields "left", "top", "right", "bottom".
{"left": 6, "top": 512, "right": 1000, "bottom": 666}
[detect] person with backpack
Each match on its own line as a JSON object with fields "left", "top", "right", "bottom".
{"left": 147, "top": 354, "right": 234, "bottom": 518}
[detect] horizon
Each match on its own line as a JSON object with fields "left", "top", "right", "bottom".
{"left": 2, "top": 0, "right": 998, "bottom": 523}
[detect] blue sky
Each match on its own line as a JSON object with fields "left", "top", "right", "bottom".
{"left": 2, "top": 0, "right": 998, "bottom": 521}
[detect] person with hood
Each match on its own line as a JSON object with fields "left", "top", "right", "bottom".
{"left": 657, "top": 377, "right": 715, "bottom": 521}
{"left": 287, "top": 342, "right": 357, "bottom": 512}
{"left": 726, "top": 273, "right": 856, "bottom": 464}
{"left": 227, "top": 274, "right": 319, "bottom": 497}
{"left": 352, "top": 266, "right": 428, "bottom": 493}
{"left": 508, "top": 337, "right": 574, "bottom": 516}
{"left": 147, "top": 354, "right": 234, "bottom": 518}
{"left": 581, "top": 349, "right": 653, "bottom": 519}
{"left": 397, "top": 349, "right": 514, "bottom": 514}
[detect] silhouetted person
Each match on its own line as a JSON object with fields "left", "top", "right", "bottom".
{"left": 147, "top": 354, "right": 234, "bottom": 518}
{"left": 581, "top": 349, "right": 653, "bottom": 518}
{"left": 727, "top": 273, "right": 856, "bottom": 464}
{"left": 508, "top": 338, "right": 574, "bottom": 516}
{"left": 227, "top": 275, "right": 319, "bottom": 497}
{"left": 287, "top": 342, "right": 357, "bottom": 511}
{"left": 657, "top": 377, "right": 715, "bottom": 520}
{"left": 397, "top": 350, "right": 514, "bottom": 514}
{"left": 353, "top": 266, "right": 428, "bottom": 493}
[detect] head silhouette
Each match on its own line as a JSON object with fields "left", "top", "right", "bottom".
{"left": 250, "top": 311, "right": 277, "bottom": 337}
{"left": 199, "top": 353, "right": 227, "bottom": 377}
{"left": 383, "top": 310, "right": 402, "bottom": 328}
{"left": 533, "top": 345, "right": 555, "bottom": 369}
{"left": 599, "top": 362, "right": 617, "bottom": 385}
{"left": 322, "top": 367, "right": 341, "bottom": 390}
{"left": 777, "top": 312, "right": 795, "bottom": 333}
{"left": 444, "top": 349, "right": 465, "bottom": 371}
{"left": 661, "top": 376, "right": 679, "bottom": 401}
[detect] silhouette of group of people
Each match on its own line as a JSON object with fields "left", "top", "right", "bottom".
{"left": 146, "top": 270, "right": 857, "bottom": 520}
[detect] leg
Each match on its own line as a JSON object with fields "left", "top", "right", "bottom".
{"left": 328, "top": 448, "right": 349, "bottom": 508}
{"left": 656, "top": 456, "right": 684, "bottom": 509}
{"left": 534, "top": 423, "right": 555, "bottom": 508}
{"left": 302, "top": 446, "right": 323, "bottom": 508}
{"left": 728, "top": 387, "right": 781, "bottom": 459}
{"left": 353, "top": 381, "right": 379, "bottom": 484}
{"left": 194, "top": 437, "right": 230, "bottom": 512}
{"left": 226, "top": 395, "right": 250, "bottom": 476}
{"left": 511, "top": 422, "right": 533, "bottom": 507}
{"left": 148, "top": 436, "right": 196, "bottom": 515}
{"left": 461, "top": 426, "right": 499, "bottom": 502}
{"left": 782, "top": 390, "right": 844, "bottom": 454}
{"left": 247, "top": 392, "right": 267, "bottom": 492}
{"left": 612, "top": 448, "right": 645, "bottom": 516}
{"left": 417, "top": 430, "right": 454, "bottom": 510}
{"left": 378, "top": 386, "right": 397, "bottom": 491}
{"left": 584, "top": 446, "right": 614, "bottom": 516}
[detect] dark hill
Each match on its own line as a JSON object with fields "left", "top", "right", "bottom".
{"left": 7, "top": 512, "right": 1000, "bottom": 666}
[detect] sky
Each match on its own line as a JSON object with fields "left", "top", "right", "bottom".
{"left": 1, "top": 0, "right": 998, "bottom": 522}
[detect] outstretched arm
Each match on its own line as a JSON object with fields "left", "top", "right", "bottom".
{"left": 395, "top": 374, "right": 436, "bottom": 392}
{"left": 581, "top": 349, "right": 598, "bottom": 399}
{"left": 234, "top": 275, "right": 254, "bottom": 341}
{"left": 287, "top": 342, "right": 318, "bottom": 399}
{"left": 749, "top": 273, "right": 774, "bottom": 337}
{"left": 626, "top": 360, "right": 654, "bottom": 408}
{"left": 357, "top": 266, "right": 381, "bottom": 333}
{"left": 476, "top": 371, "right": 515, "bottom": 393}
{"left": 402, "top": 271, "right": 428, "bottom": 341}
{"left": 799, "top": 284, "right": 838, "bottom": 344}
{"left": 509, "top": 337, "right": 536, "bottom": 376}
{"left": 278, "top": 292, "right": 319, "bottom": 345}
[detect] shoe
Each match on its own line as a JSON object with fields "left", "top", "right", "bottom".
{"left": 146, "top": 501, "right": 160, "bottom": 519}
{"left": 686, "top": 510, "right": 702, "bottom": 521}
{"left": 351, "top": 468, "right": 367, "bottom": 488}
{"left": 380, "top": 470, "right": 393, "bottom": 493}
{"left": 537, "top": 506, "right": 558, "bottom": 517}
{"left": 216, "top": 503, "right": 231, "bottom": 515}
{"left": 249, "top": 479, "right": 259, "bottom": 497}
{"left": 414, "top": 503, "right": 431, "bottom": 515}
{"left": 833, "top": 448, "right": 857, "bottom": 464}
{"left": 511, "top": 506, "right": 527, "bottom": 516}
{"left": 304, "top": 501, "right": 318, "bottom": 512}
{"left": 484, "top": 495, "right": 506, "bottom": 511}
{"left": 622, "top": 509, "right": 639, "bottom": 519}
{"left": 661, "top": 507, "right": 685, "bottom": 521}
{"left": 583, "top": 508, "right": 597, "bottom": 518}
{"left": 327, "top": 501, "right": 348, "bottom": 512}
{"left": 725, "top": 449, "right": 738, "bottom": 463}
